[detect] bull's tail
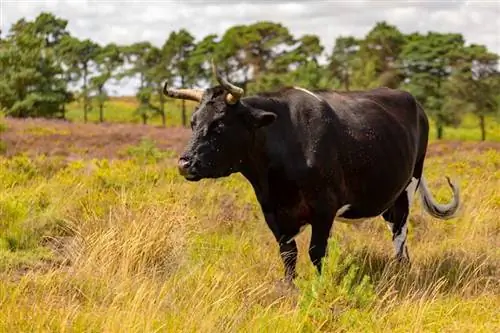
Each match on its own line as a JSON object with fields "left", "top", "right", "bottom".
{"left": 418, "top": 176, "right": 460, "bottom": 220}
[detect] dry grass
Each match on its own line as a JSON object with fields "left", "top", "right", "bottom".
{"left": 0, "top": 124, "right": 499, "bottom": 331}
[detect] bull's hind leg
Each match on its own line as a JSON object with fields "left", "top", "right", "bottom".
{"left": 382, "top": 177, "right": 419, "bottom": 262}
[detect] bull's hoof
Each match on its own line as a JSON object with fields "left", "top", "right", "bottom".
{"left": 394, "top": 254, "right": 412, "bottom": 268}
{"left": 274, "top": 278, "right": 299, "bottom": 296}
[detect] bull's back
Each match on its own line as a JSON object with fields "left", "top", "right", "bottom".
{"left": 313, "top": 88, "right": 425, "bottom": 216}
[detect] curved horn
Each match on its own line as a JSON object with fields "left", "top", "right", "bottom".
{"left": 211, "top": 59, "right": 244, "bottom": 104}
{"left": 163, "top": 81, "right": 204, "bottom": 102}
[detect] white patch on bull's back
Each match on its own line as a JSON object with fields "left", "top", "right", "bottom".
{"left": 293, "top": 86, "right": 322, "bottom": 101}
{"left": 406, "top": 177, "right": 419, "bottom": 206}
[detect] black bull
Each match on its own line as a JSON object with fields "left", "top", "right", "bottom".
{"left": 163, "top": 64, "right": 460, "bottom": 283}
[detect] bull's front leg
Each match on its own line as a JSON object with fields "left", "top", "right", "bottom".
{"left": 257, "top": 199, "right": 302, "bottom": 283}
{"left": 261, "top": 206, "right": 299, "bottom": 283}
{"left": 309, "top": 203, "right": 336, "bottom": 274}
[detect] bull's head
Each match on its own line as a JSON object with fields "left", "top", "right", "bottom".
{"left": 163, "top": 60, "right": 277, "bottom": 181}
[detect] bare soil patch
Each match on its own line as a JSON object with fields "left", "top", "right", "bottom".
{"left": 0, "top": 118, "right": 191, "bottom": 160}
{"left": 1, "top": 117, "right": 499, "bottom": 160}
{"left": 425, "top": 139, "right": 500, "bottom": 157}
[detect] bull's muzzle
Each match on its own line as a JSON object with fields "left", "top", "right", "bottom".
{"left": 178, "top": 157, "right": 202, "bottom": 181}
{"left": 178, "top": 157, "right": 191, "bottom": 176}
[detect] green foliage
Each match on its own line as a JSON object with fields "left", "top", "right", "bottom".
{"left": 163, "top": 29, "right": 197, "bottom": 86}
{"left": 135, "top": 86, "right": 154, "bottom": 124}
{"left": 357, "top": 21, "right": 406, "bottom": 88}
{"left": 161, "top": 29, "right": 197, "bottom": 126}
{"left": 125, "top": 138, "right": 176, "bottom": 163}
{"left": 188, "top": 34, "right": 219, "bottom": 85}
{"left": 216, "top": 21, "right": 294, "bottom": 85}
{"left": 0, "top": 12, "right": 71, "bottom": 118}
{"left": 248, "top": 31, "right": 331, "bottom": 92}
{"left": 444, "top": 44, "right": 500, "bottom": 140}
{"left": 57, "top": 35, "right": 101, "bottom": 122}
{"left": 399, "top": 32, "right": 470, "bottom": 138}
{"left": 91, "top": 43, "right": 124, "bottom": 123}
{"left": 328, "top": 36, "right": 360, "bottom": 90}
{"left": 297, "top": 240, "right": 377, "bottom": 326}
{"left": 1, "top": 12, "right": 499, "bottom": 140}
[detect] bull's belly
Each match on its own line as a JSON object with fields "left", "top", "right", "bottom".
{"left": 335, "top": 216, "right": 377, "bottom": 224}
{"left": 334, "top": 204, "right": 380, "bottom": 224}
{"left": 333, "top": 173, "right": 419, "bottom": 224}
{"left": 333, "top": 183, "right": 405, "bottom": 222}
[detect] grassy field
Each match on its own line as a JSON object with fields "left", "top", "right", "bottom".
{"left": 0, "top": 115, "right": 499, "bottom": 332}
{"left": 65, "top": 97, "right": 199, "bottom": 128}
{"left": 65, "top": 96, "right": 500, "bottom": 142}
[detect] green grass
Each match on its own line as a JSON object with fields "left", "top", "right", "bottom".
{"left": 428, "top": 113, "right": 500, "bottom": 142}
{"left": 0, "top": 140, "right": 498, "bottom": 331}
{"left": 65, "top": 97, "right": 198, "bottom": 127}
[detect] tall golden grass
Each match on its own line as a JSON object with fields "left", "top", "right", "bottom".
{"left": 0, "top": 147, "right": 499, "bottom": 332}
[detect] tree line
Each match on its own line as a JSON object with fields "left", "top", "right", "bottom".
{"left": 0, "top": 12, "right": 499, "bottom": 139}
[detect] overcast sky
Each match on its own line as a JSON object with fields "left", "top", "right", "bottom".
{"left": 2, "top": 0, "right": 499, "bottom": 95}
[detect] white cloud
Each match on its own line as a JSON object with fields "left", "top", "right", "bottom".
{"left": 1, "top": 0, "right": 499, "bottom": 95}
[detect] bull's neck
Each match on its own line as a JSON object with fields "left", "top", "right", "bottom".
{"left": 237, "top": 93, "right": 346, "bottom": 200}
{"left": 238, "top": 96, "right": 288, "bottom": 197}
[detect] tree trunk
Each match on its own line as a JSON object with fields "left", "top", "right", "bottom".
{"left": 479, "top": 115, "right": 486, "bottom": 141}
{"left": 99, "top": 103, "right": 104, "bottom": 123}
{"left": 99, "top": 86, "right": 104, "bottom": 123}
{"left": 160, "top": 112, "right": 166, "bottom": 127}
{"left": 181, "top": 99, "right": 186, "bottom": 127}
{"left": 160, "top": 91, "right": 166, "bottom": 127}
{"left": 142, "top": 114, "right": 147, "bottom": 125}
{"left": 436, "top": 123, "right": 443, "bottom": 140}
{"left": 83, "top": 66, "right": 88, "bottom": 124}
{"left": 180, "top": 75, "right": 187, "bottom": 127}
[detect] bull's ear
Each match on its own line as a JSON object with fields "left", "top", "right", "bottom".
{"left": 247, "top": 108, "right": 277, "bottom": 128}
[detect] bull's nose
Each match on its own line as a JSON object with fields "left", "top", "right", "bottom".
{"left": 178, "top": 158, "right": 191, "bottom": 174}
